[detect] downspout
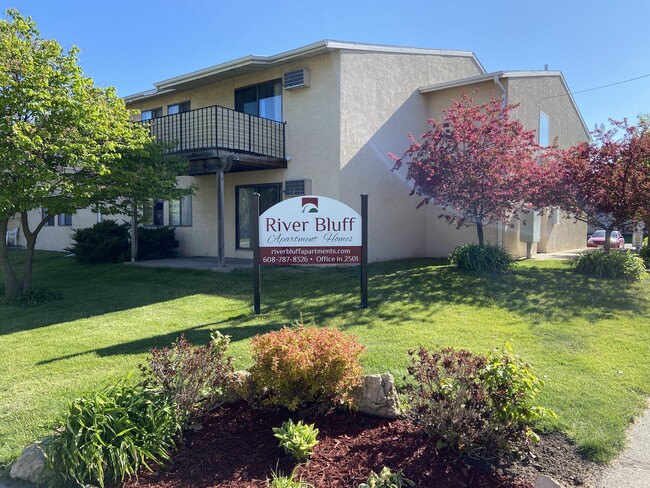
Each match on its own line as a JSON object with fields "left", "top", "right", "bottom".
{"left": 494, "top": 74, "right": 506, "bottom": 246}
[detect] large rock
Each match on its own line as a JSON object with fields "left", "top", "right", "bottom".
{"left": 351, "top": 373, "right": 401, "bottom": 419}
{"left": 10, "top": 442, "right": 47, "bottom": 484}
{"left": 535, "top": 475, "right": 564, "bottom": 488}
{"left": 223, "top": 370, "right": 255, "bottom": 403}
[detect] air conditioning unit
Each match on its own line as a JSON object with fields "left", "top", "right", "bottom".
{"left": 284, "top": 179, "right": 312, "bottom": 197}
{"left": 283, "top": 68, "right": 311, "bottom": 90}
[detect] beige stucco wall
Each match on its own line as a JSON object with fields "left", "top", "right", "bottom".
{"left": 338, "top": 51, "right": 483, "bottom": 261}
{"left": 418, "top": 76, "right": 589, "bottom": 257}
{"left": 27, "top": 208, "right": 112, "bottom": 252}
{"left": 126, "top": 52, "right": 344, "bottom": 258}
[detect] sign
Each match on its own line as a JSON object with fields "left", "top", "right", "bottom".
{"left": 259, "top": 196, "right": 362, "bottom": 265}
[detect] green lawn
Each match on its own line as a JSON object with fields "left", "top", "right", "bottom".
{"left": 1, "top": 250, "right": 649, "bottom": 472}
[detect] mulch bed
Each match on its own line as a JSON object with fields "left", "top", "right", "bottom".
{"left": 124, "top": 402, "right": 599, "bottom": 488}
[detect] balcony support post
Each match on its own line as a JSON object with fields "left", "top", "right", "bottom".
{"left": 213, "top": 157, "right": 233, "bottom": 267}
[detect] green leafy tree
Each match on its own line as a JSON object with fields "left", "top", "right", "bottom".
{"left": 0, "top": 10, "right": 191, "bottom": 300}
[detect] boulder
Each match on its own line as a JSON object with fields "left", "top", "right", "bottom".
{"left": 535, "top": 475, "right": 564, "bottom": 488}
{"left": 10, "top": 442, "right": 47, "bottom": 484}
{"left": 351, "top": 373, "right": 401, "bottom": 419}
{"left": 224, "top": 370, "right": 255, "bottom": 403}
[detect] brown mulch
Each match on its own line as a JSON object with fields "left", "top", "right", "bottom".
{"left": 124, "top": 402, "right": 600, "bottom": 488}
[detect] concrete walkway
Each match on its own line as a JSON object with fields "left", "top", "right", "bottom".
{"left": 126, "top": 256, "right": 253, "bottom": 272}
{"left": 597, "top": 401, "right": 650, "bottom": 487}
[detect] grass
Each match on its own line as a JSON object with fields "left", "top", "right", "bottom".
{"left": 0, "top": 250, "right": 649, "bottom": 472}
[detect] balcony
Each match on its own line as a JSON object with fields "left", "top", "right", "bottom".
{"left": 139, "top": 105, "right": 287, "bottom": 174}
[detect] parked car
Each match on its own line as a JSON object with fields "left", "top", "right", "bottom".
{"left": 587, "top": 230, "right": 626, "bottom": 248}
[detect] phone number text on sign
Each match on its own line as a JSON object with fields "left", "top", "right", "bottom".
{"left": 259, "top": 246, "right": 361, "bottom": 265}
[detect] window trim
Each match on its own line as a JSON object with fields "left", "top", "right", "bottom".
{"left": 235, "top": 183, "right": 282, "bottom": 249}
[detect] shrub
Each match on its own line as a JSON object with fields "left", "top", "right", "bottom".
{"left": 268, "top": 467, "right": 314, "bottom": 488}
{"left": 572, "top": 250, "right": 647, "bottom": 281}
{"left": 44, "top": 377, "right": 181, "bottom": 487}
{"left": 449, "top": 242, "right": 514, "bottom": 273}
{"left": 272, "top": 419, "right": 319, "bottom": 462}
{"left": 358, "top": 467, "right": 415, "bottom": 488}
{"left": 406, "top": 344, "right": 551, "bottom": 457}
{"left": 141, "top": 331, "right": 234, "bottom": 423}
{"left": 250, "top": 325, "right": 365, "bottom": 411}
{"left": 14, "top": 286, "right": 60, "bottom": 307}
{"left": 67, "top": 220, "right": 130, "bottom": 264}
{"left": 639, "top": 245, "right": 650, "bottom": 268}
{"left": 137, "top": 226, "right": 179, "bottom": 260}
{"left": 67, "top": 221, "right": 179, "bottom": 263}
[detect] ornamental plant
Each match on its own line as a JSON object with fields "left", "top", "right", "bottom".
{"left": 250, "top": 325, "right": 365, "bottom": 411}
{"left": 390, "top": 93, "right": 545, "bottom": 247}
{"left": 572, "top": 250, "right": 647, "bottom": 281}
{"left": 140, "top": 331, "right": 234, "bottom": 423}
{"left": 272, "top": 419, "right": 319, "bottom": 462}
{"left": 358, "top": 467, "right": 415, "bottom": 488}
{"left": 406, "top": 344, "right": 551, "bottom": 457}
{"left": 43, "top": 376, "right": 181, "bottom": 488}
{"left": 449, "top": 242, "right": 514, "bottom": 273}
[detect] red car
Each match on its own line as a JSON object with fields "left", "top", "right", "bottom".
{"left": 587, "top": 230, "right": 626, "bottom": 248}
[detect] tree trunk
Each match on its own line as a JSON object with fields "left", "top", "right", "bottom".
{"left": 476, "top": 222, "right": 485, "bottom": 247}
{"left": 0, "top": 217, "right": 21, "bottom": 300}
{"left": 604, "top": 227, "right": 613, "bottom": 254}
{"left": 20, "top": 212, "right": 38, "bottom": 292}
{"left": 131, "top": 201, "right": 138, "bottom": 263}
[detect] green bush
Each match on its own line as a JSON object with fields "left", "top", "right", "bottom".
{"left": 639, "top": 245, "right": 650, "bottom": 268}
{"left": 137, "top": 226, "right": 179, "bottom": 260}
{"left": 44, "top": 376, "right": 181, "bottom": 488}
{"left": 67, "top": 220, "right": 179, "bottom": 263}
{"left": 449, "top": 243, "right": 514, "bottom": 273}
{"left": 572, "top": 250, "right": 647, "bottom": 281}
{"left": 406, "top": 344, "right": 551, "bottom": 457}
{"left": 358, "top": 467, "right": 415, "bottom": 488}
{"left": 67, "top": 220, "right": 130, "bottom": 264}
{"left": 268, "top": 467, "right": 314, "bottom": 488}
{"left": 250, "top": 325, "right": 365, "bottom": 411}
{"left": 273, "top": 419, "right": 319, "bottom": 462}
{"left": 141, "top": 331, "right": 234, "bottom": 423}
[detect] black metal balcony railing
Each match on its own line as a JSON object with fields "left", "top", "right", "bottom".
{"left": 139, "top": 105, "right": 286, "bottom": 160}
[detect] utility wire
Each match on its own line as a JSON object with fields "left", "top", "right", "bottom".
{"left": 571, "top": 73, "right": 650, "bottom": 95}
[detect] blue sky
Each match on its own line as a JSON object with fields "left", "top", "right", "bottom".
{"left": 5, "top": 0, "right": 650, "bottom": 131}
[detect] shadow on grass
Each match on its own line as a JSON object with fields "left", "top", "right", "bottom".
{"left": 37, "top": 317, "right": 279, "bottom": 365}
{"left": 4, "top": 253, "right": 649, "bottom": 352}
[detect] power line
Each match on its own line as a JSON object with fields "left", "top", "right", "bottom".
{"left": 571, "top": 73, "right": 650, "bottom": 95}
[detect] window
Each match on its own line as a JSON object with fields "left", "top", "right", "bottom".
{"left": 57, "top": 213, "right": 72, "bottom": 226}
{"left": 169, "top": 195, "right": 192, "bottom": 226}
{"left": 141, "top": 107, "right": 162, "bottom": 121}
{"left": 539, "top": 111, "right": 550, "bottom": 147}
{"left": 167, "top": 101, "right": 191, "bottom": 115}
{"left": 42, "top": 208, "right": 54, "bottom": 226}
{"left": 143, "top": 199, "right": 165, "bottom": 226}
{"left": 235, "top": 79, "right": 282, "bottom": 122}
{"left": 236, "top": 183, "right": 282, "bottom": 249}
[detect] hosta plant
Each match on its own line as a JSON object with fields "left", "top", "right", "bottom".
{"left": 358, "top": 467, "right": 415, "bottom": 488}
{"left": 272, "top": 419, "right": 319, "bottom": 462}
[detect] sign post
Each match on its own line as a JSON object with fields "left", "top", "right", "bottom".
{"left": 360, "top": 194, "right": 368, "bottom": 309}
{"left": 251, "top": 192, "right": 261, "bottom": 314}
{"left": 252, "top": 194, "right": 367, "bottom": 313}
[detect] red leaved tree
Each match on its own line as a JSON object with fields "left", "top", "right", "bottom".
{"left": 543, "top": 119, "right": 650, "bottom": 252}
{"left": 390, "top": 93, "right": 543, "bottom": 247}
